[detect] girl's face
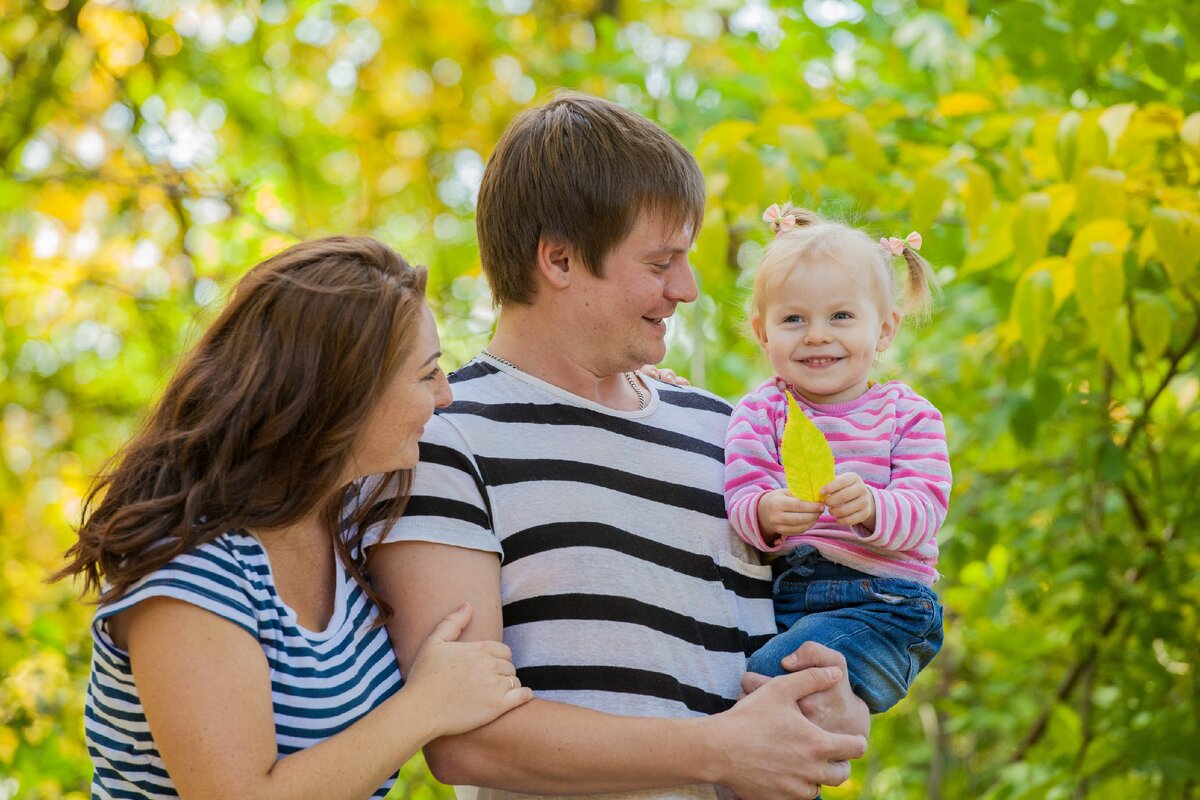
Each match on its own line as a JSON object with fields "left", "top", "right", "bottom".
{"left": 753, "top": 259, "right": 899, "bottom": 405}
{"left": 347, "top": 304, "right": 452, "bottom": 479}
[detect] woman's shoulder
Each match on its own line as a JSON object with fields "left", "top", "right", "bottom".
{"left": 96, "top": 530, "right": 267, "bottom": 635}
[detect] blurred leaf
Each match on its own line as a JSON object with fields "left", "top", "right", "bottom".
{"left": 963, "top": 163, "right": 995, "bottom": 235}
{"left": 1013, "top": 192, "right": 1052, "bottom": 268}
{"left": 911, "top": 170, "right": 950, "bottom": 233}
{"left": 1075, "top": 168, "right": 1126, "bottom": 226}
{"left": 1148, "top": 207, "right": 1200, "bottom": 287}
{"left": 1133, "top": 296, "right": 1172, "bottom": 363}
{"left": 1011, "top": 267, "right": 1054, "bottom": 367}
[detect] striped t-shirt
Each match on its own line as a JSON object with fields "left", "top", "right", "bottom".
{"left": 724, "top": 378, "right": 951, "bottom": 585}
{"left": 381, "top": 355, "right": 776, "bottom": 800}
{"left": 86, "top": 530, "right": 402, "bottom": 799}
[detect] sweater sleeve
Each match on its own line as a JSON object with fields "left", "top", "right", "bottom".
{"left": 858, "top": 393, "right": 951, "bottom": 552}
{"left": 724, "top": 384, "right": 788, "bottom": 552}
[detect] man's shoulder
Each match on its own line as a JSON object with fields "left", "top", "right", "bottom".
{"left": 650, "top": 380, "right": 733, "bottom": 417}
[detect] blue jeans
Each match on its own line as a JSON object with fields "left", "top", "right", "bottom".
{"left": 746, "top": 545, "right": 943, "bottom": 714}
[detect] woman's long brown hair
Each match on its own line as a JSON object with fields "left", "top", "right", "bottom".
{"left": 54, "top": 236, "right": 428, "bottom": 621}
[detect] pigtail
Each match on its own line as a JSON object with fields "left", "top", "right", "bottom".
{"left": 900, "top": 247, "right": 938, "bottom": 323}
{"left": 879, "top": 231, "right": 939, "bottom": 324}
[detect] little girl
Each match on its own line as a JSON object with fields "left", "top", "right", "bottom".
{"left": 725, "top": 203, "right": 951, "bottom": 714}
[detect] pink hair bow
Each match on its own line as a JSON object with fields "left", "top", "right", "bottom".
{"left": 763, "top": 204, "right": 797, "bottom": 236}
{"left": 880, "top": 231, "right": 922, "bottom": 255}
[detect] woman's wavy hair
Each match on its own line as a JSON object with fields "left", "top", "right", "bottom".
{"left": 54, "top": 236, "right": 427, "bottom": 622}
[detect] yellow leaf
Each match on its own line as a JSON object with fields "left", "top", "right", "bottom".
{"left": 1075, "top": 168, "right": 1126, "bottom": 226}
{"left": 1133, "top": 296, "right": 1172, "bottom": 363}
{"left": 1181, "top": 112, "right": 1200, "bottom": 159}
{"left": 1149, "top": 207, "right": 1200, "bottom": 287}
{"left": 962, "top": 163, "right": 994, "bottom": 235}
{"left": 1011, "top": 267, "right": 1054, "bottom": 367}
{"left": 781, "top": 393, "right": 836, "bottom": 503}
{"left": 937, "top": 92, "right": 994, "bottom": 118}
{"left": 1068, "top": 218, "right": 1132, "bottom": 261}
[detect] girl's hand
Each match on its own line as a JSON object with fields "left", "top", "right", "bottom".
{"left": 757, "top": 489, "right": 824, "bottom": 539}
{"left": 404, "top": 604, "right": 533, "bottom": 738}
{"left": 639, "top": 365, "right": 690, "bottom": 386}
{"left": 821, "top": 473, "right": 876, "bottom": 531}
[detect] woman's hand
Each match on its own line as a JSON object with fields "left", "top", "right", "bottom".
{"left": 404, "top": 604, "right": 533, "bottom": 738}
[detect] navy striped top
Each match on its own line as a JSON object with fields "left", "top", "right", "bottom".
{"left": 85, "top": 530, "right": 402, "bottom": 799}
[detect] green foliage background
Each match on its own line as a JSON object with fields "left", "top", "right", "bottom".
{"left": 2, "top": 0, "right": 1198, "bottom": 797}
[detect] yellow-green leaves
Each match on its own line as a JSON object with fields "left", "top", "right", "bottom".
{"left": 1014, "top": 192, "right": 1053, "bottom": 268}
{"left": 781, "top": 393, "right": 836, "bottom": 503}
{"left": 911, "top": 170, "right": 951, "bottom": 233}
{"left": 1134, "top": 296, "right": 1173, "bottom": 363}
{"left": 1149, "top": 208, "right": 1200, "bottom": 287}
{"left": 1012, "top": 268, "right": 1055, "bottom": 367}
{"left": 1075, "top": 243, "right": 1125, "bottom": 341}
{"left": 1076, "top": 168, "right": 1126, "bottom": 226}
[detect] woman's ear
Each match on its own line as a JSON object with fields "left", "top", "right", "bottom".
{"left": 535, "top": 237, "right": 575, "bottom": 290}
{"left": 876, "top": 309, "right": 902, "bottom": 352}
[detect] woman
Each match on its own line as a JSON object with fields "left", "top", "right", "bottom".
{"left": 55, "top": 237, "right": 532, "bottom": 799}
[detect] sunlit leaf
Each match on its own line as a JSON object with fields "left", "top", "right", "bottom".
{"left": 1148, "top": 207, "right": 1200, "bottom": 287}
{"left": 1133, "top": 296, "right": 1172, "bottom": 363}
{"left": 1013, "top": 192, "right": 1052, "bottom": 268}
{"left": 911, "top": 170, "right": 950, "bottom": 233}
{"left": 1011, "top": 267, "right": 1054, "bottom": 366}
{"left": 937, "top": 92, "right": 995, "bottom": 117}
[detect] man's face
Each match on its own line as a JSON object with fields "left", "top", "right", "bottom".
{"left": 569, "top": 212, "right": 698, "bottom": 374}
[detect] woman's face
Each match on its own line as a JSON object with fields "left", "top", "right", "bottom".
{"left": 348, "top": 304, "right": 451, "bottom": 478}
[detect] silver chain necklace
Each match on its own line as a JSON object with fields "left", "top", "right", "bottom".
{"left": 481, "top": 349, "right": 646, "bottom": 411}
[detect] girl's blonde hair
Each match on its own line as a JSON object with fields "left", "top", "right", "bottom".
{"left": 751, "top": 204, "right": 936, "bottom": 326}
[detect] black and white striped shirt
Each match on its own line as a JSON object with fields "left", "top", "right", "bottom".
{"left": 382, "top": 355, "right": 775, "bottom": 800}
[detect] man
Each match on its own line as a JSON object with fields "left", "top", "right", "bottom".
{"left": 372, "top": 93, "right": 868, "bottom": 800}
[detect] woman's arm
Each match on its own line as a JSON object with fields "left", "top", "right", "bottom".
{"left": 122, "top": 596, "right": 529, "bottom": 800}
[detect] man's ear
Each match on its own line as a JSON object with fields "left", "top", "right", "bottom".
{"left": 535, "top": 237, "right": 575, "bottom": 290}
{"left": 876, "top": 309, "right": 902, "bottom": 352}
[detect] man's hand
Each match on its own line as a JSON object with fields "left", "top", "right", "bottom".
{"left": 821, "top": 473, "right": 875, "bottom": 531}
{"left": 757, "top": 489, "right": 824, "bottom": 540}
{"left": 708, "top": 667, "right": 867, "bottom": 800}
{"left": 744, "top": 641, "right": 870, "bottom": 739}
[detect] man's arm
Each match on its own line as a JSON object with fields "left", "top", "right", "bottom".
{"left": 372, "top": 541, "right": 866, "bottom": 799}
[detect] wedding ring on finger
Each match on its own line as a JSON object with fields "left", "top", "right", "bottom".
{"left": 508, "top": 675, "right": 516, "bottom": 691}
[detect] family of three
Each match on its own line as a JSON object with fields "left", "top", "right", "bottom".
{"left": 59, "top": 92, "right": 950, "bottom": 800}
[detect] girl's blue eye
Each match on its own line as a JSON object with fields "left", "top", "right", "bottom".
{"left": 783, "top": 314, "right": 803, "bottom": 324}
{"left": 832, "top": 312, "right": 853, "bottom": 320}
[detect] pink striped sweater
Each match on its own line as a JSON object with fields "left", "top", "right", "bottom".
{"left": 724, "top": 378, "right": 951, "bottom": 586}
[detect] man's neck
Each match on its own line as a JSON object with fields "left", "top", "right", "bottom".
{"left": 488, "top": 308, "right": 643, "bottom": 410}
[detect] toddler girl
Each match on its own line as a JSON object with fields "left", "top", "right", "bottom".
{"left": 725, "top": 203, "right": 951, "bottom": 714}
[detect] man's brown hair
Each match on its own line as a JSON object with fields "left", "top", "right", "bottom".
{"left": 476, "top": 92, "right": 705, "bottom": 306}
{"left": 54, "top": 237, "right": 427, "bottom": 622}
